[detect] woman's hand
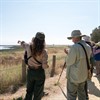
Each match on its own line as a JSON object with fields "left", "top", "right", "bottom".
{"left": 17, "top": 40, "right": 21, "bottom": 44}
{"left": 17, "top": 40, "right": 25, "bottom": 45}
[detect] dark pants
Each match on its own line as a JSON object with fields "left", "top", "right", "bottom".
{"left": 84, "top": 81, "right": 89, "bottom": 100}
{"left": 24, "top": 67, "right": 45, "bottom": 100}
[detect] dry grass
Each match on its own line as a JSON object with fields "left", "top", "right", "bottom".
{"left": 0, "top": 45, "right": 69, "bottom": 93}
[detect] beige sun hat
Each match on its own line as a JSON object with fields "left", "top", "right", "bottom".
{"left": 67, "top": 30, "right": 85, "bottom": 39}
{"left": 83, "top": 35, "right": 91, "bottom": 42}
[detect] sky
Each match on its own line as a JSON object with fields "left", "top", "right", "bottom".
{"left": 0, "top": 0, "right": 100, "bottom": 45}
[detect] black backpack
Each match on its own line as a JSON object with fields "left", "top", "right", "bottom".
{"left": 24, "top": 45, "right": 42, "bottom": 65}
{"left": 24, "top": 51, "right": 31, "bottom": 65}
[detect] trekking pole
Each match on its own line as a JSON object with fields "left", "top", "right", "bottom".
{"left": 55, "top": 62, "right": 66, "bottom": 86}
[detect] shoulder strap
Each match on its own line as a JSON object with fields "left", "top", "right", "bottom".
{"left": 30, "top": 45, "right": 42, "bottom": 65}
{"left": 27, "top": 45, "right": 32, "bottom": 60}
{"left": 78, "top": 43, "right": 90, "bottom": 70}
{"left": 33, "top": 56, "right": 42, "bottom": 64}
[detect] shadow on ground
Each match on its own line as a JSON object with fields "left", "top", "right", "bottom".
{"left": 88, "top": 81, "right": 100, "bottom": 97}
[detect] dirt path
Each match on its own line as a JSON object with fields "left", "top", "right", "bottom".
{"left": 0, "top": 69, "right": 100, "bottom": 100}
{"left": 42, "top": 69, "right": 100, "bottom": 100}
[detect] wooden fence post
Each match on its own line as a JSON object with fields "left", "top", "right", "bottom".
{"left": 22, "top": 59, "right": 26, "bottom": 83}
{"left": 50, "top": 55, "right": 56, "bottom": 77}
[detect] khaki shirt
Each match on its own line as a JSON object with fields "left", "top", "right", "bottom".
{"left": 22, "top": 42, "right": 48, "bottom": 69}
{"left": 66, "top": 40, "right": 92, "bottom": 83}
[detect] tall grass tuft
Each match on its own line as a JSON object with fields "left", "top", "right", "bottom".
{"left": 0, "top": 65, "right": 22, "bottom": 93}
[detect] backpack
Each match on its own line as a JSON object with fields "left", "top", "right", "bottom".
{"left": 24, "top": 45, "right": 42, "bottom": 65}
{"left": 24, "top": 51, "right": 31, "bottom": 65}
{"left": 86, "top": 42, "right": 95, "bottom": 66}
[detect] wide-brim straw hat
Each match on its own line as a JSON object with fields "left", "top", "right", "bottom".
{"left": 67, "top": 30, "right": 85, "bottom": 39}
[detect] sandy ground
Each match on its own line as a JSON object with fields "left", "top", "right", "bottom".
{"left": 0, "top": 68, "right": 100, "bottom": 100}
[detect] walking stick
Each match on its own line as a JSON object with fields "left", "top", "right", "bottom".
{"left": 55, "top": 62, "right": 66, "bottom": 86}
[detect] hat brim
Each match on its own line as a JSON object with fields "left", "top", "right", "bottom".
{"left": 67, "top": 35, "right": 85, "bottom": 40}
{"left": 96, "top": 43, "right": 100, "bottom": 46}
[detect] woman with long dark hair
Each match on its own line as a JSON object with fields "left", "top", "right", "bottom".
{"left": 18, "top": 32, "right": 49, "bottom": 100}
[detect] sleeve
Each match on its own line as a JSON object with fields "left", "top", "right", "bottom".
{"left": 66, "top": 45, "right": 77, "bottom": 79}
{"left": 42, "top": 49, "right": 49, "bottom": 69}
{"left": 66, "top": 45, "right": 77, "bottom": 66}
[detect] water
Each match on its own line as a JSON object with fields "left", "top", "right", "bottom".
{"left": 0, "top": 45, "right": 13, "bottom": 50}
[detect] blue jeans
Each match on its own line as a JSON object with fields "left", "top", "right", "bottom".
{"left": 67, "top": 80, "right": 86, "bottom": 100}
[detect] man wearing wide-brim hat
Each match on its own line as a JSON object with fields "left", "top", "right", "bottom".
{"left": 66, "top": 30, "right": 92, "bottom": 100}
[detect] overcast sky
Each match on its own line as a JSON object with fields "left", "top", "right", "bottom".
{"left": 0, "top": 0, "right": 100, "bottom": 45}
